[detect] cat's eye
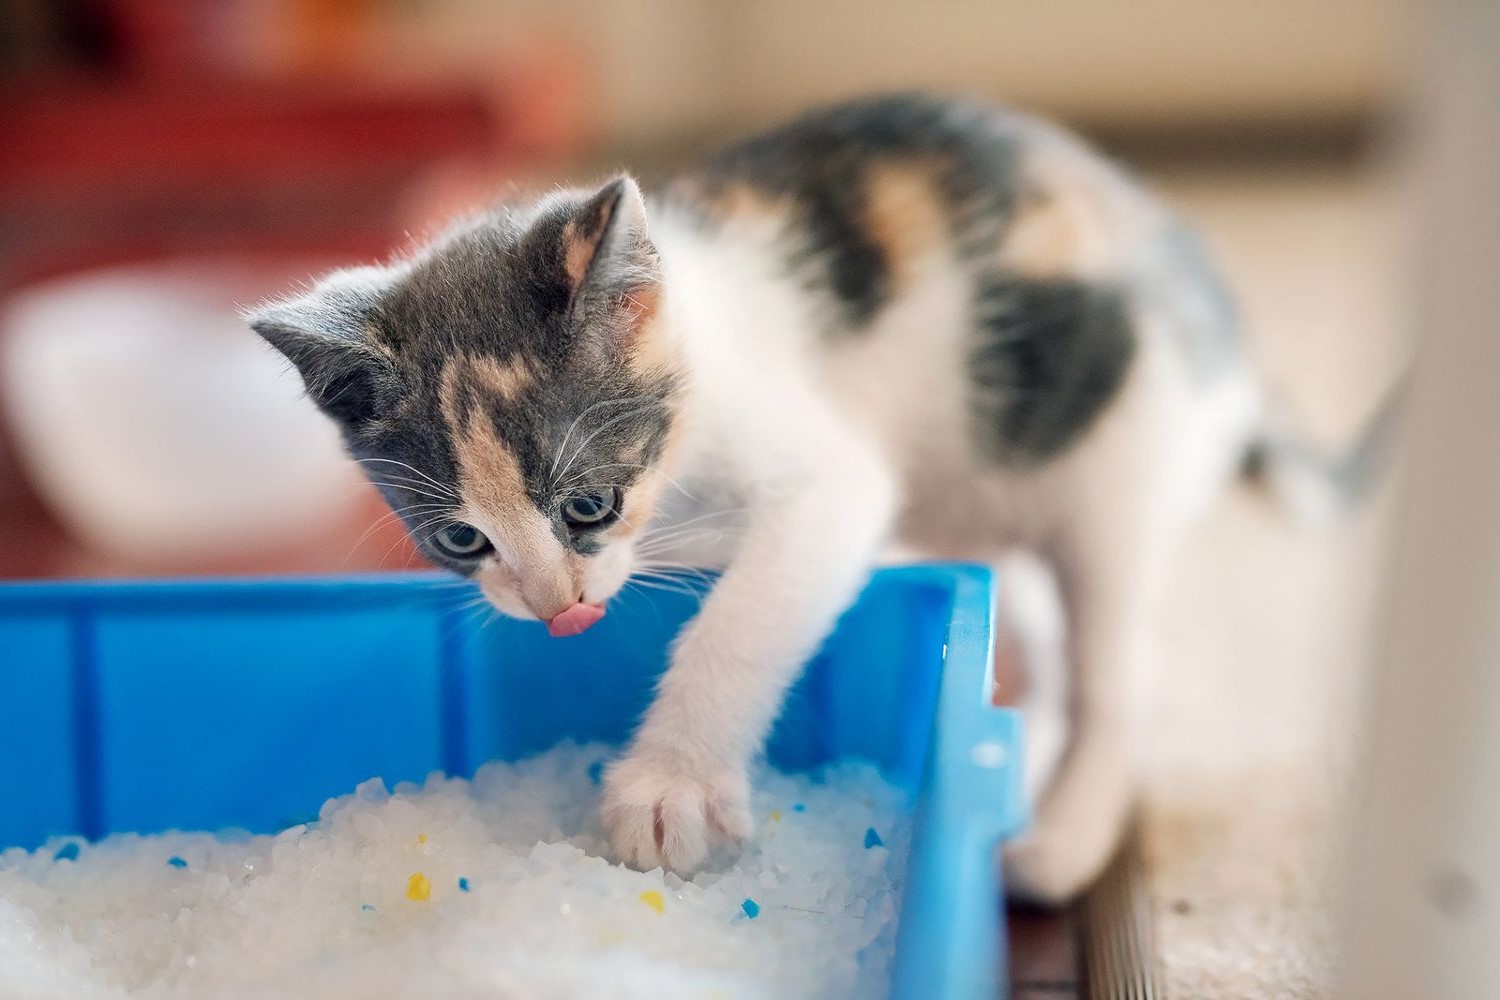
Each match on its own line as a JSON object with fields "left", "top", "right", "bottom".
{"left": 432, "top": 522, "right": 493, "bottom": 559}
{"left": 561, "top": 488, "right": 621, "bottom": 529}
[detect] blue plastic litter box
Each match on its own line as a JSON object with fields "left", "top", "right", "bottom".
{"left": 0, "top": 562, "right": 1026, "bottom": 998}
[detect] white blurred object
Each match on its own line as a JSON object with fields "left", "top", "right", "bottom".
{"left": 1336, "top": 1, "right": 1500, "bottom": 997}
{"left": 1, "top": 264, "right": 361, "bottom": 563}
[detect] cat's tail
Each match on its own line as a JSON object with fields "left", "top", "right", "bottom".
{"left": 1239, "top": 382, "right": 1405, "bottom": 525}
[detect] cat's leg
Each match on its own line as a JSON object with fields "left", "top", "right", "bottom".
{"left": 993, "top": 549, "right": 1072, "bottom": 807}
{"left": 1002, "top": 494, "right": 1166, "bottom": 904}
{"left": 602, "top": 437, "right": 897, "bottom": 873}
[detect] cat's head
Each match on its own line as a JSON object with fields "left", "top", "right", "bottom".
{"left": 249, "top": 177, "right": 683, "bottom": 634}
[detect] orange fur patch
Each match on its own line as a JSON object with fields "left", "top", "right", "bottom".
{"left": 562, "top": 218, "right": 598, "bottom": 288}
{"left": 466, "top": 354, "right": 536, "bottom": 403}
{"left": 561, "top": 196, "right": 621, "bottom": 289}
{"left": 998, "top": 145, "right": 1147, "bottom": 279}
{"left": 439, "top": 363, "right": 531, "bottom": 514}
{"left": 440, "top": 363, "right": 581, "bottom": 611}
{"left": 862, "top": 163, "right": 949, "bottom": 290}
{"left": 997, "top": 184, "right": 1087, "bottom": 278}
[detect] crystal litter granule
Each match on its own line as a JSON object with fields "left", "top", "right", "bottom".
{"left": 406, "top": 872, "right": 431, "bottom": 902}
{"left": 0, "top": 743, "right": 909, "bottom": 1000}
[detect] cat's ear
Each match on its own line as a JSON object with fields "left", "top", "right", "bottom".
{"left": 247, "top": 272, "right": 395, "bottom": 426}
{"left": 561, "top": 176, "right": 651, "bottom": 290}
{"left": 559, "top": 176, "right": 660, "bottom": 338}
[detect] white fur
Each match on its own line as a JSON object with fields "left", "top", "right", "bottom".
{"left": 589, "top": 148, "right": 1256, "bottom": 899}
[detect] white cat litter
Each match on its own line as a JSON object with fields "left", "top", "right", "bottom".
{"left": 0, "top": 743, "right": 909, "bottom": 1000}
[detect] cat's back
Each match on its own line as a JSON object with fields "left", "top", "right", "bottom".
{"left": 664, "top": 93, "right": 1220, "bottom": 335}
{"left": 660, "top": 93, "right": 1243, "bottom": 470}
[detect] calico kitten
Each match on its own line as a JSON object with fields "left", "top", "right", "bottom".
{"left": 250, "top": 94, "right": 1370, "bottom": 903}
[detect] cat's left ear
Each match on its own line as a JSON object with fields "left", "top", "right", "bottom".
{"left": 560, "top": 176, "right": 660, "bottom": 333}
{"left": 246, "top": 269, "right": 397, "bottom": 427}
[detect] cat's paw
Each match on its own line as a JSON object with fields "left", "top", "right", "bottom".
{"left": 1002, "top": 825, "right": 1110, "bottom": 906}
{"left": 601, "top": 751, "right": 753, "bottom": 873}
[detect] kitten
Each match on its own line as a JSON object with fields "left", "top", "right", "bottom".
{"left": 250, "top": 94, "right": 1378, "bottom": 903}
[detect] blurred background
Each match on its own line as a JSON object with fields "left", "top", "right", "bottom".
{"left": 0, "top": 1, "right": 1444, "bottom": 997}
{"left": 0, "top": 0, "right": 1412, "bottom": 580}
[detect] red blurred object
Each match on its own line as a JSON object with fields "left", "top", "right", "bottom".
{"left": 0, "top": 80, "right": 498, "bottom": 192}
{"left": 0, "top": 78, "right": 504, "bottom": 289}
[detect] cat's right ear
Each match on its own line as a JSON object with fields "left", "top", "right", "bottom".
{"left": 247, "top": 275, "right": 395, "bottom": 427}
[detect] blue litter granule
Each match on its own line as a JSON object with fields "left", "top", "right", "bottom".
{"left": 458, "top": 877, "right": 471, "bottom": 892}
{"left": 167, "top": 855, "right": 188, "bottom": 869}
{"left": 740, "top": 898, "right": 761, "bottom": 919}
{"left": 792, "top": 803, "right": 806, "bottom": 813}
{"left": 863, "top": 827, "right": 883, "bottom": 849}
{"left": 587, "top": 760, "right": 605, "bottom": 785}
{"left": 53, "top": 842, "right": 80, "bottom": 862}
{"left": 360, "top": 904, "right": 375, "bottom": 912}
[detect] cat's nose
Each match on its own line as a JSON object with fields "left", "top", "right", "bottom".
{"left": 546, "top": 602, "right": 605, "bottom": 638}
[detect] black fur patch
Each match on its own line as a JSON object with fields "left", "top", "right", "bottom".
{"left": 694, "top": 93, "right": 1022, "bottom": 331}
{"left": 969, "top": 272, "right": 1137, "bottom": 464}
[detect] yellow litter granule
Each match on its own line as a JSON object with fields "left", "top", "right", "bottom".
{"left": 406, "top": 872, "right": 431, "bottom": 902}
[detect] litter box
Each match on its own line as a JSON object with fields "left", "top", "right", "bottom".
{"left": 0, "top": 563, "right": 1026, "bottom": 999}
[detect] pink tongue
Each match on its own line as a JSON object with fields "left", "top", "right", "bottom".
{"left": 547, "top": 602, "right": 605, "bottom": 638}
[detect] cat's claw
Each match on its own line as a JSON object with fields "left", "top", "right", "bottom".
{"left": 601, "top": 752, "right": 753, "bottom": 873}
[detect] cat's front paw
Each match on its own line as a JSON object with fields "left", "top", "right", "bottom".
{"left": 1002, "top": 823, "right": 1114, "bottom": 906}
{"left": 601, "top": 750, "right": 753, "bottom": 873}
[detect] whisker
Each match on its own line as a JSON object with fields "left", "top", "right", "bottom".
{"left": 406, "top": 512, "right": 460, "bottom": 538}
{"left": 624, "top": 576, "right": 704, "bottom": 600}
{"left": 548, "top": 395, "right": 655, "bottom": 479}
{"left": 552, "top": 400, "right": 670, "bottom": 488}
{"left": 376, "top": 535, "right": 415, "bottom": 570}
{"left": 375, "top": 511, "right": 455, "bottom": 568}
{"left": 638, "top": 562, "right": 716, "bottom": 585}
{"left": 633, "top": 544, "right": 726, "bottom": 563}
{"left": 633, "top": 522, "right": 741, "bottom": 554}
{"left": 456, "top": 597, "right": 492, "bottom": 616}
{"left": 448, "top": 602, "right": 493, "bottom": 639}
{"left": 555, "top": 483, "right": 634, "bottom": 494}
{"left": 637, "top": 508, "right": 749, "bottom": 537}
{"left": 613, "top": 584, "right": 666, "bottom": 630}
{"left": 364, "top": 478, "right": 459, "bottom": 503}
{"left": 356, "top": 458, "right": 458, "bottom": 496}
{"left": 428, "top": 582, "right": 484, "bottom": 597}
{"left": 631, "top": 566, "right": 711, "bottom": 586}
{"left": 626, "top": 571, "right": 709, "bottom": 600}
{"left": 341, "top": 503, "right": 455, "bottom": 566}
{"left": 635, "top": 526, "right": 737, "bottom": 548}
{"left": 555, "top": 462, "right": 697, "bottom": 501}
